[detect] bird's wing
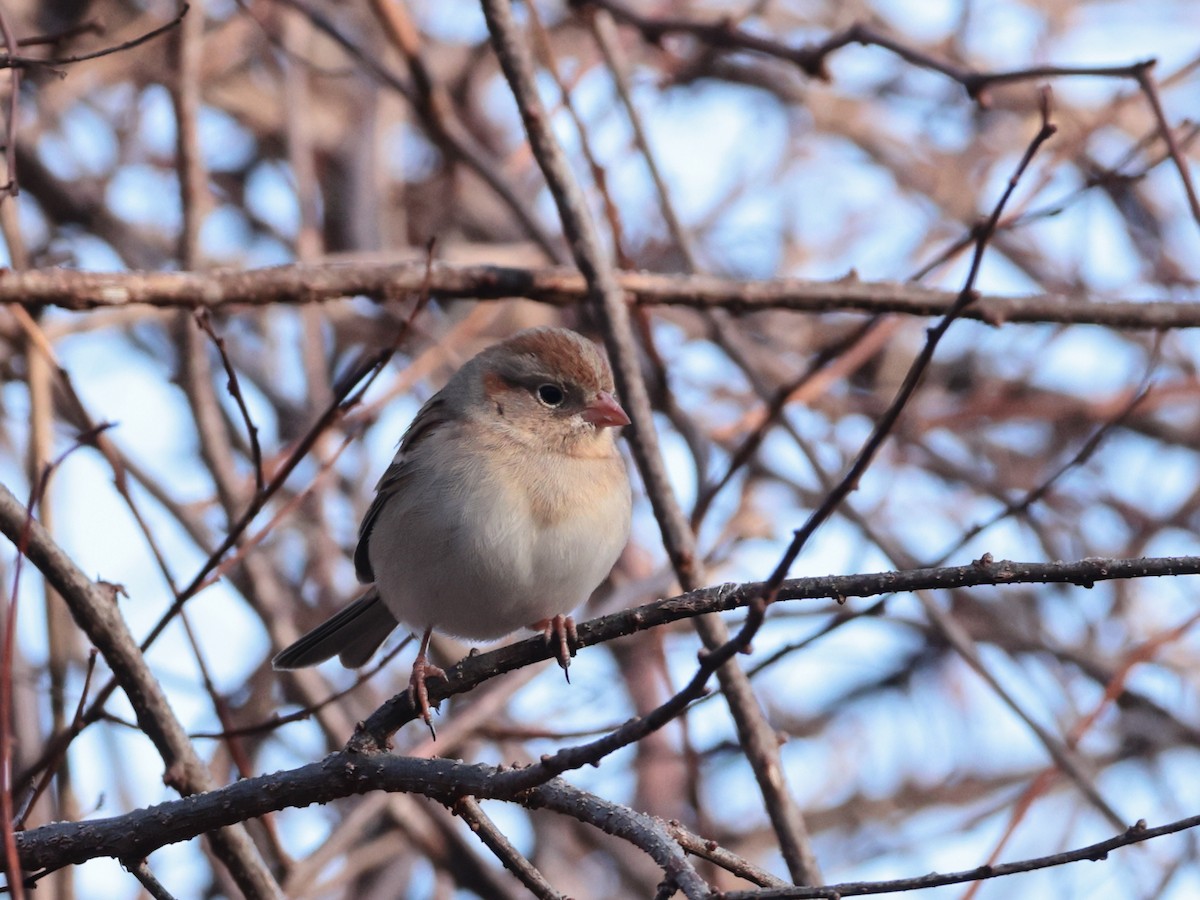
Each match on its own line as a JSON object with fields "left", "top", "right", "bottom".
{"left": 354, "top": 395, "right": 452, "bottom": 583}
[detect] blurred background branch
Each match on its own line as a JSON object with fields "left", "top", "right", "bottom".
{"left": 1, "top": 0, "right": 1199, "bottom": 897}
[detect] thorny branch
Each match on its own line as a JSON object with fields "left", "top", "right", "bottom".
{"left": 12, "top": 751, "right": 1200, "bottom": 896}
{"left": 347, "top": 552, "right": 1200, "bottom": 743}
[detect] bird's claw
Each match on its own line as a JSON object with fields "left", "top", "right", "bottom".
{"left": 535, "top": 615, "right": 577, "bottom": 683}
{"left": 412, "top": 633, "right": 451, "bottom": 739}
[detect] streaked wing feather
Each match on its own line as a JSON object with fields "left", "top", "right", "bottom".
{"left": 354, "top": 395, "right": 451, "bottom": 583}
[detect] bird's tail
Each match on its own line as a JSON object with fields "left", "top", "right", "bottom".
{"left": 272, "top": 588, "right": 399, "bottom": 670}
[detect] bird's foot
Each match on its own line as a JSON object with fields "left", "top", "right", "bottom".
{"left": 407, "top": 653, "right": 447, "bottom": 739}
{"left": 533, "top": 614, "right": 577, "bottom": 683}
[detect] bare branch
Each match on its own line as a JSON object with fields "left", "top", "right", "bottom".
{"left": 0, "top": 482, "right": 282, "bottom": 899}
{"left": 5, "top": 264, "right": 1197, "bottom": 330}
{"left": 0, "top": 4, "right": 187, "bottom": 71}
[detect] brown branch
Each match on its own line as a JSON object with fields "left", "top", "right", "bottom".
{"left": 1132, "top": 61, "right": 1200, "bottom": 227}
{"left": 15, "top": 20, "right": 104, "bottom": 48}
{"left": 0, "top": 430, "right": 26, "bottom": 900}
{"left": 12, "top": 650, "right": 95, "bottom": 830}
{"left": 934, "top": 380, "right": 1155, "bottom": 566}
{"left": 588, "top": 6, "right": 701, "bottom": 270}
{"left": 4, "top": 429, "right": 112, "bottom": 898}
{"left": 188, "top": 637, "right": 410, "bottom": 741}
{"left": 278, "top": 0, "right": 564, "bottom": 260}
{"left": 3, "top": 263, "right": 1197, "bottom": 328}
{"left": 194, "top": 310, "right": 265, "bottom": 492}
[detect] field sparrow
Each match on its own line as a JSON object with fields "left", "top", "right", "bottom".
{"left": 273, "top": 327, "right": 632, "bottom": 725}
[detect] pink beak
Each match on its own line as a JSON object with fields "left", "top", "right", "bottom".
{"left": 582, "top": 391, "right": 631, "bottom": 428}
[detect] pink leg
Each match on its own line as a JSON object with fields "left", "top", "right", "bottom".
{"left": 531, "top": 614, "right": 577, "bottom": 682}
{"left": 407, "top": 625, "right": 447, "bottom": 734}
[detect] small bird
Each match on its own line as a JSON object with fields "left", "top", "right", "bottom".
{"left": 273, "top": 327, "right": 632, "bottom": 726}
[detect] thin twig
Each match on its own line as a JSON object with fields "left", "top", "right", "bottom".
{"left": 15, "top": 20, "right": 104, "bottom": 48}
{"left": 2, "top": 429, "right": 111, "bottom": 900}
{"left": 1132, "top": 61, "right": 1200, "bottom": 227}
{"left": 286, "top": 0, "right": 564, "bottom": 260}
{"left": 189, "top": 637, "right": 410, "bottom": 740}
{"left": 664, "top": 820, "right": 790, "bottom": 889}
{"left": 758, "top": 89, "right": 1059, "bottom": 605}
{"left": 194, "top": 310, "right": 265, "bottom": 492}
{"left": 0, "top": 4, "right": 188, "bottom": 70}
{"left": 13, "top": 649, "right": 95, "bottom": 829}
{"left": 587, "top": 0, "right": 1159, "bottom": 104}
{"left": 717, "top": 818, "right": 1193, "bottom": 898}
{"left": 454, "top": 797, "right": 564, "bottom": 900}
{"left": 121, "top": 859, "right": 180, "bottom": 900}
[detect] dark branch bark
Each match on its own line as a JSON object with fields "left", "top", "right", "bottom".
{"left": 16, "top": 749, "right": 1199, "bottom": 899}
{"left": 0, "top": 482, "right": 281, "bottom": 898}
{"left": 17, "top": 753, "right": 710, "bottom": 899}
{"left": 350, "top": 552, "right": 1200, "bottom": 744}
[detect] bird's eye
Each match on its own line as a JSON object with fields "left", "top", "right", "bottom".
{"left": 536, "top": 383, "right": 565, "bottom": 407}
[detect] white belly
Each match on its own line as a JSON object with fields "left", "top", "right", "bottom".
{"left": 367, "top": 443, "right": 630, "bottom": 641}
